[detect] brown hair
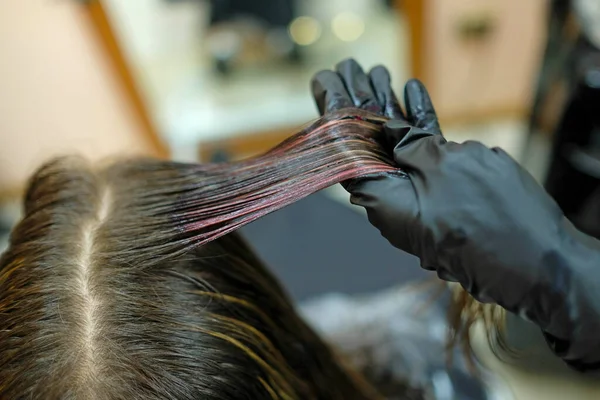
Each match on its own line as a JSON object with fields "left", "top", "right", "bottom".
{"left": 0, "top": 110, "right": 426, "bottom": 399}
{"left": 446, "top": 285, "right": 508, "bottom": 370}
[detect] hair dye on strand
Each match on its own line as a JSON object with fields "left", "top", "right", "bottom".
{"left": 110, "top": 109, "right": 400, "bottom": 251}
{"left": 175, "top": 115, "right": 397, "bottom": 244}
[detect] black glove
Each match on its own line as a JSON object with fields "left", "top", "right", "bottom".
{"left": 311, "top": 58, "right": 600, "bottom": 371}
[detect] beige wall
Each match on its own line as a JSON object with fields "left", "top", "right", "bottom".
{"left": 0, "top": 1, "right": 160, "bottom": 194}
{"left": 425, "top": 0, "right": 546, "bottom": 120}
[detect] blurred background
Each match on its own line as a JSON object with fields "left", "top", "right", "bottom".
{"left": 0, "top": 0, "right": 550, "bottom": 249}
{"left": 2, "top": 0, "right": 600, "bottom": 398}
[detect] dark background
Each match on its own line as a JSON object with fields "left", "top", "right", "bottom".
{"left": 241, "top": 190, "right": 426, "bottom": 302}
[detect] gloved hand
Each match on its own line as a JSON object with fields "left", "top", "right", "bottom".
{"left": 311, "top": 59, "right": 600, "bottom": 371}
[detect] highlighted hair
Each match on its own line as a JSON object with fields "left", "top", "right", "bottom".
{"left": 1, "top": 109, "right": 426, "bottom": 399}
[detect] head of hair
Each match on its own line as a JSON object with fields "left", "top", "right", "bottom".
{"left": 0, "top": 109, "right": 428, "bottom": 399}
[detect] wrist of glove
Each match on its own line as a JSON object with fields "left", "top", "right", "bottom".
{"left": 311, "top": 58, "right": 600, "bottom": 371}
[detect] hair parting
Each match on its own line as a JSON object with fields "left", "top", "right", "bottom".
{"left": 0, "top": 105, "right": 503, "bottom": 399}
{"left": 1, "top": 108, "right": 429, "bottom": 399}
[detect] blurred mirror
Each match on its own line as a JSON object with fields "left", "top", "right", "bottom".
{"left": 102, "top": 0, "right": 407, "bottom": 162}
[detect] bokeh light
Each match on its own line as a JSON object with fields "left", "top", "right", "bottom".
{"left": 331, "top": 12, "right": 365, "bottom": 42}
{"left": 288, "top": 16, "right": 322, "bottom": 46}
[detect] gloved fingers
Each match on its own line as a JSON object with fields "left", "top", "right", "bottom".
{"left": 383, "top": 120, "right": 422, "bottom": 149}
{"left": 368, "top": 65, "right": 406, "bottom": 120}
{"left": 335, "top": 58, "right": 381, "bottom": 114}
{"left": 383, "top": 120, "right": 442, "bottom": 153}
{"left": 384, "top": 80, "right": 446, "bottom": 167}
{"left": 390, "top": 132, "right": 447, "bottom": 172}
{"left": 311, "top": 70, "right": 354, "bottom": 115}
{"left": 404, "top": 79, "right": 443, "bottom": 135}
{"left": 344, "top": 174, "right": 421, "bottom": 255}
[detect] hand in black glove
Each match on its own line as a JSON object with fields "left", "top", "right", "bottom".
{"left": 311, "top": 58, "right": 600, "bottom": 371}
